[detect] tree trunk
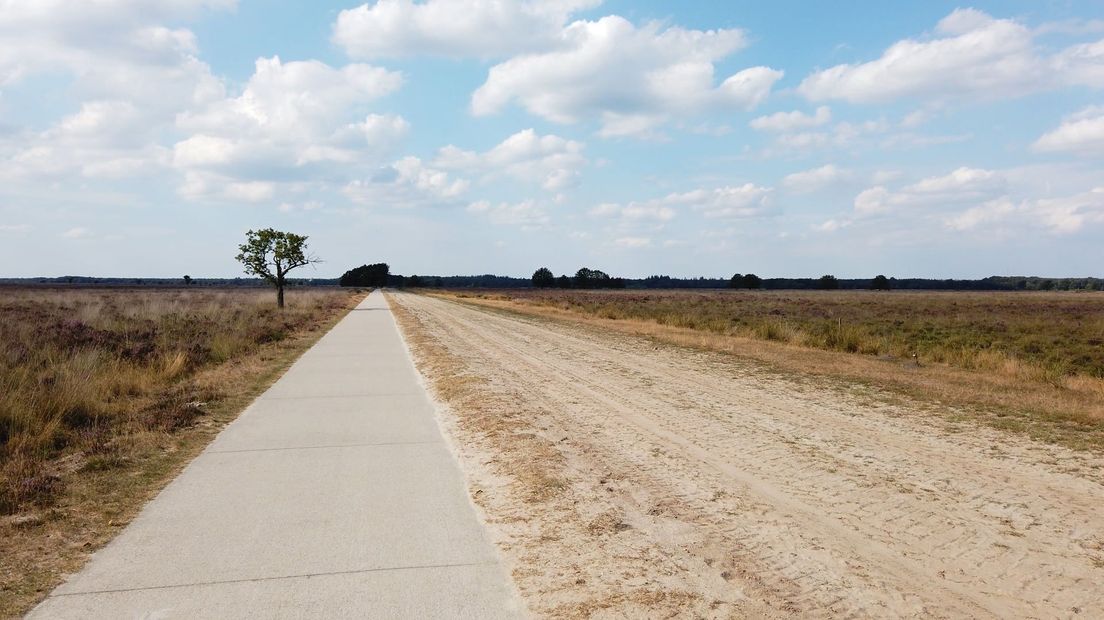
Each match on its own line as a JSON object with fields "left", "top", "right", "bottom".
{"left": 277, "top": 284, "right": 285, "bottom": 308}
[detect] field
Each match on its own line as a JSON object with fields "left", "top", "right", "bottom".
{"left": 390, "top": 291, "right": 1104, "bottom": 617}
{"left": 0, "top": 286, "right": 362, "bottom": 615}
{"left": 459, "top": 289, "right": 1104, "bottom": 379}
{"left": 439, "top": 289, "right": 1104, "bottom": 450}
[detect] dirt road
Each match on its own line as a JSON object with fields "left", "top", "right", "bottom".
{"left": 389, "top": 292, "right": 1104, "bottom": 619}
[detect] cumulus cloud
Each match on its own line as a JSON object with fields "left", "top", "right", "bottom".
{"left": 799, "top": 8, "right": 1104, "bottom": 103}
{"left": 344, "top": 156, "right": 469, "bottom": 208}
{"left": 0, "top": 1, "right": 233, "bottom": 182}
{"left": 1, "top": 100, "right": 171, "bottom": 180}
{"left": 1033, "top": 106, "right": 1104, "bottom": 155}
{"left": 471, "top": 16, "right": 782, "bottom": 137}
{"left": 172, "top": 56, "right": 405, "bottom": 200}
{"left": 853, "top": 167, "right": 1005, "bottom": 214}
{"left": 592, "top": 183, "right": 772, "bottom": 222}
{"left": 434, "top": 129, "right": 586, "bottom": 191}
{"left": 782, "top": 164, "right": 851, "bottom": 193}
{"left": 945, "top": 190, "right": 1104, "bottom": 234}
{"left": 750, "top": 106, "right": 831, "bottom": 132}
{"left": 0, "top": 0, "right": 228, "bottom": 108}
{"left": 467, "top": 199, "right": 550, "bottom": 230}
{"left": 333, "top": 0, "right": 600, "bottom": 58}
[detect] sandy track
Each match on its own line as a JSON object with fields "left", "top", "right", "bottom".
{"left": 390, "top": 292, "right": 1104, "bottom": 619}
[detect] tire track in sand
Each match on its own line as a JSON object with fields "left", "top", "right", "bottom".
{"left": 392, "top": 292, "right": 1104, "bottom": 619}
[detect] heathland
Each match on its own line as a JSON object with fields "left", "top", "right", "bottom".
{"left": 439, "top": 289, "right": 1104, "bottom": 450}
{"left": 0, "top": 286, "right": 361, "bottom": 616}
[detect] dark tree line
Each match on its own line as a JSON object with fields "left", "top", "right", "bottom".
{"left": 729, "top": 273, "right": 763, "bottom": 289}
{"left": 532, "top": 267, "right": 626, "bottom": 289}
{"left": 339, "top": 263, "right": 391, "bottom": 287}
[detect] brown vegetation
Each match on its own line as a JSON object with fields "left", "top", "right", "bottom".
{"left": 433, "top": 289, "right": 1104, "bottom": 451}
{"left": 0, "top": 286, "right": 362, "bottom": 616}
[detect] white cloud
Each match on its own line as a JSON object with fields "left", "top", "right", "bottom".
{"left": 61, "top": 227, "right": 92, "bottom": 239}
{"left": 1030, "top": 187, "right": 1104, "bottom": 233}
{"left": 614, "top": 236, "right": 651, "bottom": 248}
{"left": 799, "top": 8, "right": 1104, "bottom": 103}
{"left": 782, "top": 164, "right": 850, "bottom": 193}
{"left": 471, "top": 16, "right": 782, "bottom": 136}
{"left": 344, "top": 156, "right": 469, "bottom": 208}
{"left": 846, "top": 166, "right": 1102, "bottom": 235}
{"left": 817, "top": 218, "right": 850, "bottom": 232}
{"left": 589, "top": 201, "right": 674, "bottom": 221}
{"left": 434, "top": 129, "right": 586, "bottom": 191}
{"left": 223, "top": 181, "right": 275, "bottom": 203}
{"left": 172, "top": 56, "right": 405, "bottom": 200}
{"left": 664, "top": 184, "right": 773, "bottom": 219}
{"left": 945, "top": 198, "right": 1017, "bottom": 231}
{"left": 0, "top": 224, "right": 30, "bottom": 233}
{"left": 592, "top": 183, "right": 772, "bottom": 222}
{"left": 1033, "top": 106, "right": 1104, "bottom": 155}
{"left": 750, "top": 106, "right": 831, "bottom": 132}
{"left": 853, "top": 167, "right": 1005, "bottom": 214}
{"left": 0, "top": 2, "right": 233, "bottom": 182}
{"left": 467, "top": 199, "right": 550, "bottom": 230}
{"left": 333, "top": 0, "right": 600, "bottom": 58}
{"left": 278, "top": 200, "right": 323, "bottom": 213}
{"left": 760, "top": 118, "right": 893, "bottom": 155}
{"left": 0, "top": 1, "right": 228, "bottom": 109}
{"left": 1, "top": 100, "right": 171, "bottom": 180}
{"left": 945, "top": 190, "right": 1104, "bottom": 234}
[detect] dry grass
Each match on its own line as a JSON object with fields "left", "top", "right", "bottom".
{"left": 460, "top": 289, "right": 1104, "bottom": 381}
{"left": 432, "top": 290, "right": 1104, "bottom": 452}
{"left": 387, "top": 294, "right": 570, "bottom": 506}
{"left": 0, "top": 286, "right": 364, "bottom": 616}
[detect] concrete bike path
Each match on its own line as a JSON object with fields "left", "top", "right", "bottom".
{"left": 30, "top": 291, "right": 523, "bottom": 619}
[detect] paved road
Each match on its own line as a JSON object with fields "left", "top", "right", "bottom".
{"left": 30, "top": 291, "right": 522, "bottom": 619}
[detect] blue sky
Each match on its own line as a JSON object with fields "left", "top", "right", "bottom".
{"left": 1, "top": 1, "right": 1103, "bottom": 279}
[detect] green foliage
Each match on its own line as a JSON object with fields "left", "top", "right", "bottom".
{"left": 235, "top": 228, "right": 319, "bottom": 307}
{"left": 818, "top": 274, "right": 840, "bottom": 290}
{"left": 741, "top": 273, "right": 762, "bottom": 289}
{"left": 871, "top": 274, "right": 891, "bottom": 290}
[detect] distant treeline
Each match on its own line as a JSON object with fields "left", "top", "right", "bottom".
{"left": 0, "top": 276, "right": 338, "bottom": 287}
{"left": 5, "top": 273, "right": 1101, "bottom": 292}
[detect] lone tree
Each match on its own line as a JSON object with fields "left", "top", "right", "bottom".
{"left": 742, "top": 273, "right": 763, "bottom": 289}
{"left": 871, "top": 274, "right": 891, "bottom": 290}
{"left": 183, "top": 274, "right": 192, "bottom": 286}
{"left": 532, "top": 267, "right": 555, "bottom": 288}
{"left": 235, "top": 228, "right": 319, "bottom": 308}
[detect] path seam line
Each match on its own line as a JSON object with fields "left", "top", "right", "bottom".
{"left": 50, "top": 562, "right": 500, "bottom": 598}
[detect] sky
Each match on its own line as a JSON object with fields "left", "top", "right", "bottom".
{"left": 1, "top": 1, "right": 1103, "bottom": 279}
